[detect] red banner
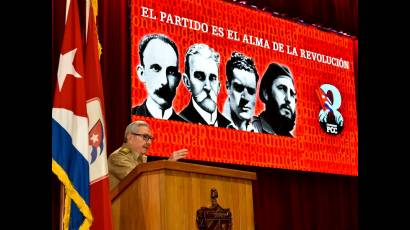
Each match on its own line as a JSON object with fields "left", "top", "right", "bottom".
{"left": 130, "top": 0, "right": 358, "bottom": 176}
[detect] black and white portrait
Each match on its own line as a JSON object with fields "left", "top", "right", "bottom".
{"left": 223, "top": 52, "right": 260, "bottom": 132}
{"left": 179, "top": 43, "right": 232, "bottom": 128}
{"left": 131, "top": 34, "right": 185, "bottom": 122}
{"left": 253, "top": 62, "right": 297, "bottom": 137}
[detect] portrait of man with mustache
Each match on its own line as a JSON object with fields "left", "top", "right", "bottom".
{"left": 179, "top": 43, "right": 232, "bottom": 128}
{"left": 131, "top": 34, "right": 185, "bottom": 122}
{"left": 223, "top": 52, "right": 260, "bottom": 132}
{"left": 253, "top": 62, "right": 297, "bottom": 137}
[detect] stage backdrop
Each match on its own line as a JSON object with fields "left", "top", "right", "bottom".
{"left": 130, "top": 0, "right": 357, "bottom": 176}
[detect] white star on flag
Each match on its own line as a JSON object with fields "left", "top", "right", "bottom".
{"left": 90, "top": 133, "right": 99, "bottom": 144}
{"left": 57, "top": 48, "right": 83, "bottom": 91}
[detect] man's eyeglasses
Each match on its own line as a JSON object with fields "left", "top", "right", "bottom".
{"left": 131, "top": 133, "right": 154, "bottom": 142}
{"left": 232, "top": 82, "right": 256, "bottom": 95}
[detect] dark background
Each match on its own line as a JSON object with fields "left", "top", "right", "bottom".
{"left": 52, "top": 0, "right": 359, "bottom": 229}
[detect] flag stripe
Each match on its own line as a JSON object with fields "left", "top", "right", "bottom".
{"left": 52, "top": 118, "right": 89, "bottom": 189}
{"left": 53, "top": 108, "right": 89, "bottom": 161}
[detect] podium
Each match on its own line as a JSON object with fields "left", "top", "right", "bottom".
{"left": 110, "top": 160, "right": 256, "bottom": 230}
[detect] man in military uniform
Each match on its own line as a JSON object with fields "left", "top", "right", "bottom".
{"left": 108, "top": 120, "right": 188, "bottom": 190}
{"left": 253, "top": 62, "right": 297, "bottom": 137}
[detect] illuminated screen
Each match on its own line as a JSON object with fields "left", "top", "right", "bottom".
{"left": 131, "top": 0, "right": 358, "bottom": 175}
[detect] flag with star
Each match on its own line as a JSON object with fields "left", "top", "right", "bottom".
{"left": 316, "top": 88, "right": 333, "bottom": 112}
{"left": 52, "top": 0, "right": 93, "bottom": 229}
{"left": 85, "top": 0, "right": 113, "bottom": 229}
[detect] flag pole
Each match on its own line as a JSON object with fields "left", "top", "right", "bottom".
{"left": 59, "top": 183, "right": 65, "bottom": 230}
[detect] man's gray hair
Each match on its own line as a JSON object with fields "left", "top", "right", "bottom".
{"left": 184, "top": 43, "right": 220, "bottom": 77}
{"left": 124, "top": 120, "right": 150, "bottom": 143}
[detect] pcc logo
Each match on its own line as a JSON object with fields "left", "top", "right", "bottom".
{"left": 316, "top": 84, "right": 344, "bottom": 135}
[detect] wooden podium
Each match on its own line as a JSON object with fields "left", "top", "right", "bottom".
{"left": 110, "top": 160, "right": 256, "bottom": 230}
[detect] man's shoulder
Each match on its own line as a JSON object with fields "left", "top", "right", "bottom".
{"left": 252, "top": 115, "right": 262, "bottom": 124}
{"left": 109, "top": 146, "right": 132, "bottom": 160}
{"left": 252, "top": 115, "right": 275, "bottom": 134}
{"left": 131, "top": 100, "right": 149, "bottom": 116}
{"left": 252, "top": 116, "right": 263, "bottom": 132}
{"left": 179, "top": 102, "right": 197, "bottom": 122}
{"left": 217, "top": 112, "right": 233, "bottom": 128}
{"left": 170, "top": 111, "right": 188, "bottom": 122}
{"left": 179, "top": 101, "right": 194, "bottom": 115}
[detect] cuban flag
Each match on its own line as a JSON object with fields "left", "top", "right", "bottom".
{"left": 85, "top": 0, "right": 113, "bottom": 229}
{"left": 52, "top": 0, "right": 93, "bottom": 229}
{"left": 316, "top": 88, "right": 333, "bottom": 112}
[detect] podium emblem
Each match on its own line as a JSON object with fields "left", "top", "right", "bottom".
{"left": 196, "top": 188, "right": 232, "bottom": 230}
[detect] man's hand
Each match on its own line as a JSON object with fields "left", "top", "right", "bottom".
{"left": 168, "top": 149, "right": 188, "bottom": 161}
